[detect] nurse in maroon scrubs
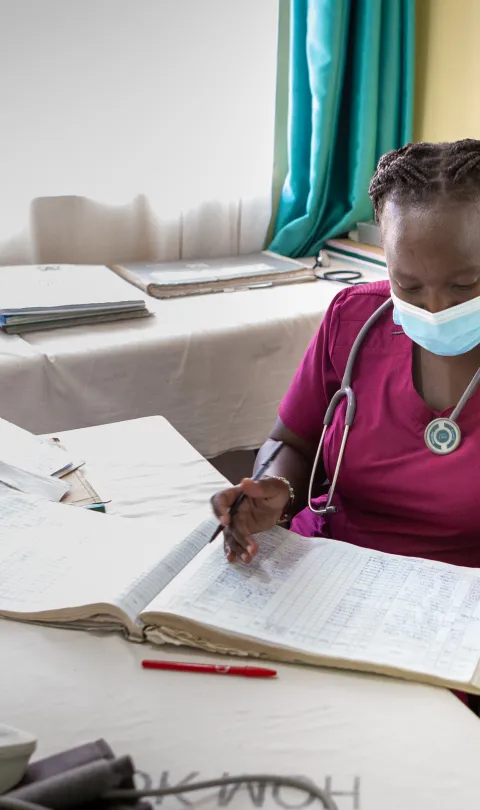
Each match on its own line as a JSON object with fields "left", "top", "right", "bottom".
{"left": 212, "top": 140, "right": 480, "bottom": 576}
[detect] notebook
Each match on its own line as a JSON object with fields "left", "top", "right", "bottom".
{"left": 0, "top": 264, "right": 150, "bottom": 333}
{"left": 2, "top": 309, "right": 149, "bottom": 335}
{"left": 109, "top": 252, "right": 316, "bottom": 299}
{"left": 3, "top": 489, "right": 480, "bottom": 694}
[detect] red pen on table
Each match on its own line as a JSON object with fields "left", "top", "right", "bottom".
{"left": 141, "top": 659, "right": 277, "bottom": 678}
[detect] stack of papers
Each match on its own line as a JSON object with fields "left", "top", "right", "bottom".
{"left": 0, "top": 264, "right": 150, "bottom": 333}
{"left": 0, "top": 417, "right": 77, "bottom": 501}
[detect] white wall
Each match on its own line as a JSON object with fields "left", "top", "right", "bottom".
{"left": 0, "top": 0, "right": 279, "bottom": 263}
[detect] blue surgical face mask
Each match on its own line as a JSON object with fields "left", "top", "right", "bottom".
{"left": 391, "top": 291, "right": 480, "bottom": 356}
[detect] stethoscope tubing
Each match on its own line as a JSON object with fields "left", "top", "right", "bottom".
{"left": 313, "top": 248, "right": 367, "bottom": 286}
{"left": 314, "top": 268, "right": 365, "bottom": 285}
{"left": 307, "top": 298, "right": 392, "bottom": 516}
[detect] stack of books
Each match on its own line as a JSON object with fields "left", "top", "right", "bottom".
{"left": 324, "top": 237, "right": 386, "bottom": 270}
{"left": 324, "top": 221, "right": 386, "bottom": 273}
{"left": 0, "top": 264, "right": 150, "bottom": 334}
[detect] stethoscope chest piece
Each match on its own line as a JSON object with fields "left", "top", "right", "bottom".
{"left": 424, "top": 418, "right": 462, "bottom": 455}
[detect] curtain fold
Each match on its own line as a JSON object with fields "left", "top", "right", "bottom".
{"left": 270, "top": 0, "right": 416, "bottom": 257}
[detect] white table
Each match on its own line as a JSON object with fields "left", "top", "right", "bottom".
{"left": 2, "top": 416, "right": 479, "bottom": 810}
{"left": 0, "top": 261, "right": 386, "bottom": 458}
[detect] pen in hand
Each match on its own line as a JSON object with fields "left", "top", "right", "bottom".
{"left": 208, "top": 441, "right": 284, "bottom": 543}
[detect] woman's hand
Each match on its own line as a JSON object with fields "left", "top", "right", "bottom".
{"left": 211, "top": 477, "right": 290, "bottom": 564}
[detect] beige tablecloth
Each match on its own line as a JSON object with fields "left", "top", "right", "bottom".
{"left": 0, "top": 263, "right": 386, "bottom": 458}
{"left": 1, "top": 416, "right": 480, "bottom": 810}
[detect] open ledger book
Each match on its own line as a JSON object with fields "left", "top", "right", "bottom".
{"left": 3, "top": 489, "right": 480, "bottom": 693}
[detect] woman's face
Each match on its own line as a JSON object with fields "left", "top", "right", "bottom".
{"left": 381, "top": 197, "right": 480, "bottom": 313}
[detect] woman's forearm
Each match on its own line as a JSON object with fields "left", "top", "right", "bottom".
{"left": 253, "top": 438, "right": 313, "bottom": 515}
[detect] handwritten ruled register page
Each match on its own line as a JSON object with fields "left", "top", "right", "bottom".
{"left": 2, "top": 488, "right": 480, "bottom": 693}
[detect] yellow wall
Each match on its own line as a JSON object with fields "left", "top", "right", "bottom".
{"left": 414, "top": 0, "right": 480, "bottom": 142}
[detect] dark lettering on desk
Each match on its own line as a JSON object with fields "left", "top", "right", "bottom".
{"left": 134, "top": 771, "right": 361, "bottom": 809}
{"left": 271, "top": 778, "right": 315, "bottom": 808}
{"left": 218, "top": 776, "right": 267, "bottom": 807}
{"left": 323, "top": 777, "right": 360, "bottom": 810}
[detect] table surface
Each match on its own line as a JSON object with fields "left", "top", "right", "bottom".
{"left": 2, "top": 415, "right": 480, "bottom": 810}
{"left": 0, "top": 259, "right": 387, "bottom": 458}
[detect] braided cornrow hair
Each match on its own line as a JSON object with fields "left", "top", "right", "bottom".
{"left": 369, "top": 139, "right": 480, "bottom": 222}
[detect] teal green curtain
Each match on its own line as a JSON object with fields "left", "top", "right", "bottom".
{"left": 269, "top": 0, "right": 415, "bottom": 257}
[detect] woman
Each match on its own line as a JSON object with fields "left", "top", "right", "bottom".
{"left": 212, "top": 139, "right": 480, "bottom": 571}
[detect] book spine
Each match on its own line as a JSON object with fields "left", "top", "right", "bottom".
{"left": 109, "top": 265, "right": 150, "bottom": 295}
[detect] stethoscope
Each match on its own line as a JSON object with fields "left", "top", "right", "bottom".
{"left": 308, "top": 298, "right": 480, "bottom": 516}
{"left": 313, "top": 249, "right": 366, "bottom": 286}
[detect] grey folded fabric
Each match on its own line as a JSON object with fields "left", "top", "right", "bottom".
{"left": 4, "top": 740, "right": 150, "bottom": 810}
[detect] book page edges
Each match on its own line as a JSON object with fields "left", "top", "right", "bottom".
{"left": 150, "top": 273, "right": 315, "bottom": 299}
{"left": 0, "top": 602, "right": 143, "bottom": 641}
{"left": 142, "top": 616, "right": 480, "bottom": 695}
{"left": 109, "top": 262, "right": 315, "bottom": 300}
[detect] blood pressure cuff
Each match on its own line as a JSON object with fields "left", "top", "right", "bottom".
{"left": 3, "top": 739, "right": 150, "bottom": 810}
